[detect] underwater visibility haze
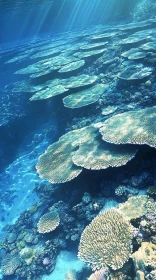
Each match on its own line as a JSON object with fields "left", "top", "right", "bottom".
{"left": 0, "top": 0, "right": 156, "bottom": 279}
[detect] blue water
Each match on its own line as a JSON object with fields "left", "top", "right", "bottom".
{"left": 0, "top": 1, "right": 156, "bottom": 279}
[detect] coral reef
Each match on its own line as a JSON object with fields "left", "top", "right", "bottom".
{"left": 0, "top": 11, "right": 156, "bottom": 280}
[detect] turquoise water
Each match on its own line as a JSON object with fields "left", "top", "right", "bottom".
{"left": 0, "top": 1, "right": 156, "bottom": 279}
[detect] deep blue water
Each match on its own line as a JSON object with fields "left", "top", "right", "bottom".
{"left": 0, "top": 0, "right": 137, "bottom": 43}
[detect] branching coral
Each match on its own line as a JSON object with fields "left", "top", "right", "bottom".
{"left": 78, "top": 209, "right": 133, "bottom": 270}
{"left": 115, "top": 185, "right": 138, "bottom": 196}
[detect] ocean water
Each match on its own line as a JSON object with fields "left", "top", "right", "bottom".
{"left": 0, "top": 1, "right": 156, "bottom": 279}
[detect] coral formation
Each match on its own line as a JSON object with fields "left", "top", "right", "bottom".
{"left": 118, "top": 195, "right": 149, "bottom": 220}
{"left": 63, "top": 84, "right": 106, "bottom": 108}
{"left": 58, "top": 60, "right": 85, "bottom": 73}
{"left": 118, "top": 64, "right": 152, "bottom": 80}
{"left": 72, "top": 127, "right": 137, "bottom": 170}
{"left": 88, "top": 268, "right": 109, "bottom": 280}
{"left": 101, "top": 105, "right": 117, "bottom": 115}
{"left": 133, "top": 0, "right": 156, "bottom": 21}
{"left": 64, "top": 270, "right": 77, "bottom": 280}
{"left": 115, "top": 185, "right": 138, "bottom": 197}
{"left": 78, "top": 208, "right": 133, "bottom": 270}
{"left": 37, "top": 124, "right": 137, "bottom": 183}
{"left": 100, "top": 106, "right": 156, "bottom": 148}
{"left": 147, "top": 185, "right": 156, "bottom": 195}
{"left": 36, "top": 129, "right": 83, "bottom": 183}
{"left": 73, "top": 48, "right": 106, "bottom": 59}
{"left": 37, "top": 209, "right": 60, "bottom": 233}
{"left": 1, "top": 253, "right": 21, "bottom": 275}
{"left": 30, "top": 85, "right": 69, "bottom": 100}
{"left": 20, "top": 247, "right": 36, "bottom": 265}
{"left": 132, "top": 242, "right": 156, "bottom": 279}
{"left": 62, "top": 74, "right": 98, "bottom": 89}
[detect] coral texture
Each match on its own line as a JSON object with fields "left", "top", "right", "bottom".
{"left": 132, "top": 242, "right": 156, "bottom": 279}
{"left": 37, "top": 125, "right": 137, "bottom": 183}
{"left": 20, "top": 247, "right": 36, "bottom": 265}
{"left": 37, "top": 209, "right": 60, "bottom": 233}
{"left": 64, "top": 270, "right": 76, "bottom": 280}
{"left": 88, "top": 268, "right": 109, "bottom": 279}
{"left": 78, "top": 209, "right": 133, "bottom": 270}
{"left": 100, "top": 106, "right": 156, "bottom": 148}
{"left": 36, "top": 128, "right": 83, "bottom": 183}
{"left": 1, "top": 254, "right": 21, "bottom": 275}
{"left": 118, "top": 195, "right": 149, "bottom": 220}
{"left": 63, "top": 84, "right": 106, "bottom": 108}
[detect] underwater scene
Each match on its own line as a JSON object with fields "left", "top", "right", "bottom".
{"left": 0, "top": 0, "right": 156, "bottom": 279}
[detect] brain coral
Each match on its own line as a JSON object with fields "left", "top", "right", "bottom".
{"left": 78, "top": 208, "right": 133, "bottom": 270}
{"left": 100, "top": 106, "right": 156, "bottom": 148}
{"left": 1, "top": 254, "right": 21, "bottom": 275}
{"left": 37, "top": 209, "right": 60, "bottom": 233}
